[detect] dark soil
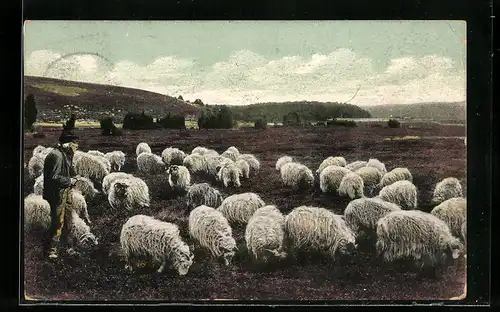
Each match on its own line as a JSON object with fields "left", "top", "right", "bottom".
{"left": 22, "top": 124, "right": 467, "bottom": 301}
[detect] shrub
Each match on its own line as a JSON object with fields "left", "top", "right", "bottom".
{"left": 194, "top": 99, "right": 204, "bottom": 106}
{"left": 283, "top": 112, "right": 301, "bottom": 126}
{"left": 197, "top": 106, "right": 234, "bottom": 129}
{"left": 122, "top": 111, "right": 156, "bottom": 130}
{"left": 24, "top": 94, "right": 37, "bottom": 132}
{"left": 327, "top": 119, "right": 357, "bottom": 127}
{"left": 254, "top": 118, "right": 267, "bottom": 129}
{"left": 100, "top": 117, "right": 122, "bottom": 136}
{"left": 63, "top": 114, "right": 76, "bottom": 130}
{"left": 178, "top": 95, "right": 184, "bottom": 101}
{"left": 388, "top": 119, "right": 401, "bottom": 128}
{"left": 157, "top": 113, "right": 186, "bottom": 129}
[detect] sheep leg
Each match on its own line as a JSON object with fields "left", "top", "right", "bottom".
{"left": 157, "top": 261, "right": 166, "bottom": 273}
{"left": 84, "top": 208, "right": 91, "bottom": 225}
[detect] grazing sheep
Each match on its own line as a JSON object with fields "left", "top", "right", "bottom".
{"left": 280, "top": 162, "right": 315, "bottom": 190}
{"left": 73, "top": 150, "right": 86, "bottom": 165}
{"left": 276, "top": 156, "right": 293, "bottom": 171}
{"left": 161, "top": 147, "right": 186, "bottom": 166}
{"left": 235, "top": 159, "right": 250, "bottom": 179}
{"left": 186, "top": 183, "right": 224, "bottom": 211}
{"left": 188, "top": 205, "right": 237, "bottom": 266}
{"left": 108, "top": 177, "right": 150, "bottom": 211}
{"left": 183, "top": 154, "right": 208, "bottom": 174}
{"left": 105, "top": 151, "right": 126, "bottom": 172}
{"left": 430, "top": 197, "right": 466, "bottom": 239}
{"left": 316, "top": 156, "right": 347, "bottom": 174}
{"left": 191, "top": 146, "right": 209, "bottom": 155}
{"left": 28, "top": 155, "right": 46, "bottom": 178}
{"left": 87, "top": 150, "right": 106, "bottom": 157}
{"left": 237, "top": 154, "right": 260, "bottom": 173}
{"left": 205, "top": 155, "right": 232, "bottom": 176}
{"left": 319, "top": 165, "right": 351, "bottom": 193}
{"left": 33, "top": 175, "right": 44, "bottom": 195}
{"left": 24, "top": 194, "right": 51, "bottom": 231}
{"left": 102, "top": 172, "right": 134, "bottom": 195}
{"left": 432, "top": 177, "right": 463, "bottom": 205}
{"left": 65, "top": 209, "right": 99, "bottom": 253}
{"left": 74, "top": 153, "right": 110, "bottom": 186}
{"left": 226, "top": 146, "right": 240, "bottom": 156}
{"left": 217, "top": 192, "right": 266, "bottom": 225}
{"left": 120, "top": 215, "right": 194, "bottom": 275}
{"left": 355, "top": 166, "right": 383, "bottom": 195}
{"left": 380, "top": 167, "right": 413, "bottom": 188}
{"left": 32, "top": 145, "right": 47, "bottom": 157}
{"left": 216, "top": 162, "right": 241, "bottom": 188}
{"left": 376, "top": 210, "right": 464, "bottom": 272}
{"left": 94, "top": 155, "right": 112, "bottom": 173}
{"left": 204, "top": 149, "right": 219, "bottom": 157}
{"left": 366, "top": 158, "right": 387, "bottom": 174}
{"left": 378, "top": 180, "right": 418, "bottom": 210}
{"left": 34, "top": 175, "right": 99, "bottom": 202}
{"left": 136, "top": 142, "right": 152, "bottom": 157}
{"left": 221, "top": 150, "right": 238, "bottom": 162}
{"left": 338, "top": 172, "right": 364, "bottom": 199}
{"left": 245, "top": 205, "right": 287, "bottom": 263}
{"left": 344, "top": 197, "right": 401, "bottom": 237}
{"left": 167, "top": 165, "right": 191, "bottom": 193}
{"left": 136, "top": 152, "right": 165, "bottom": 175}
{"left": 346, "top": 160, "right": 368, "bottom": 171}
{"left": 59, "top": 187, "right": 92, "bottom": 225}
{"left": 284, "top": 206, "right": 357, "bottom": 261}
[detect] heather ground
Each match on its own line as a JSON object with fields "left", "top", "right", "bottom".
{"left": 22, "top": 124, "right": 467, "bottom": 301}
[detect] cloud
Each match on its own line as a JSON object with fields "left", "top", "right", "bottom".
{"left": 24, "top": 49, "right": 465, "bottom": 106}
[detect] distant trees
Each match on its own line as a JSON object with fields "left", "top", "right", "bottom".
{"left": 24, "top": 94, "right": 37, "bottom": 132}
{"left": 326, "top": 118, "right": 357, "bottom": 127}
{"left": 100, "top": 117, "right": 122, "bottom": 136}
{"left": 197, "top": 105, "right": 234, "bottom": 129}
{"left": 122, "top": 111, "right": 157, "bottom": 130}
{"left": 194, "top": 99, "right": 204, "bottom": 106}
{"left": 254, "top": 116, "right": 268, "bottom": 129}
{"left": 283, "top": 112, "right": 301, "bottom": 126}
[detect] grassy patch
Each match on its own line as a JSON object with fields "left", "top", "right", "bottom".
{"left": 33, "top": 83, "right": 87, "bottom": 97}
{"left": 384, "top": 135, "right": 422, "bottom": 141}
{"left": 34, "top": 121, "right": 123, "bottom": 128}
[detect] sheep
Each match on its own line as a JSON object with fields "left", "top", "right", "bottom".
{"left": 102, "top": 172, "right": 134, "bottom": 195}
{"left": 378, "top": 180, "right": 418, "bottom": 210}
{"left": 32, "top": 145, "right": 47, "bottom": 157}
{"left": 28, "top": 154, "right": 46, "bottom": 178}
{"left": 217, "top": 192, "right": 266, "bottom": 225}
{"left": 380, "top": 167, "right": 413, "bottom": 188}
{"left": 284, "top": 206, "right": 357, "bottom": 261}
{"left": 167, "top": 165, "right": 191, "bottom": 193}
{"left": 33, "top": 175, "right": 44, "bottom": 195}
{"left": 74, "top": 153, "right": 110, "bottom": 186}
{"left": 237, "top": 154, "right": 260, "bottom": 173}
{"left": 338, "top": 172, "right": 364, "bottom": 199}
{"left": 204, "top": 149, "right": 219, "bottom": 157}
{"left": 205, "top": 155, "right": 232, "bottom": 176}
{"left": 120, "top": 215, "right": 194, "bottom": 275}
{"left": 186, "top": 183, "right": 224, "bottom": 211}
{"left": 59, "top": 187, "right": 92, "bottom": 225}
{"left": 105, "top": 151, "right": 126, "bottom": 171}
{"left": 344, "top": 197, "right": 401, "bottom": 238}
{"left": 346, "top": 160, "right": 368, "bottom": 171}
{"left": 87, "top": 150, "right": 106, "bottom": 157}
{"left": 432, "top": 177, "right": 463, "bottom": 205}
{"left": 221, "top": 150, "right": 238, "bottom": 162}
{"left": 216, "top": 162, "right": 241, "bottom": 188}
{"left": 235, "top": 159, "right": 250, "bottom": 179}
{"left": 183, "top": 154, "right": 208, "bottom": 174}
{"left": 136, "top": 142, "right": 152, "bottom": 157}
{"left": 366, "top": 158, "right": 387, "bottom": 174}
{"left": 226, "top": 146, "right": 240, "bottom": 156}
{"left": 191, "top": 146, "right": 209, "bottom": 155}
{"left": 136, "top": 152, "right": 166, "bottom": 175}
{"left": 73, "top": 150, "right": 86, "bottom": 165}
{"left": 245, "top": 205, "right": 287, "bottom": 263}
{"left": 188, "top": 205, "right": 237, "bottom": 266}
{"left": 319, "top": 165, "right": 351, "bottom": 193}
{"left": 65, "top": 209, "right": 99, "bottom": 254}
{"left": 94, "top": 155, "right": 113, "bottom": 173}
{"left": 280, "top": 162, "right": 315, "bottom": 190}
{"left": 316, "top": 156, "right": 347, "bottom": 174}
{"left": 34, "top": 175, "right": 99, "bottom": 201}
{"left": 275, "top": 156, "right": 293, "bottom": 171}
{"left": 108, "top": 177, "right": 150, "bottom": 211}
{"left": 375, "top": 210, "right": 464, "bottom": 273}
{"left": 161, "top": 147, "right": 186, "bottom": 166}
{"left": 355, "top": 166, "right": 383, "bottom": 196}
{"left": 430, "top": 197, "right": 466, "bottom": 239}
{"left": 24, "top": 194, "right": 51, "bottom": 231}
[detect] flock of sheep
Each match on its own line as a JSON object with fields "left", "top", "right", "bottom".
{"left": 24, "top": 141, "right": 466, "bottom": 279}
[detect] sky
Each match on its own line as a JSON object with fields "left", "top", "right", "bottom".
{"left": 23, "top": 20, "right": 466, "bottom": 106}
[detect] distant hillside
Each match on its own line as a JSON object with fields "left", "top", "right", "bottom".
{"left": 227, "top": 101, "right": 372, "bottom": 123}
{"left": 23, "top": 76, "right": 199, "bottom": 123}
{"left": 365, "top": 102, "right": 466, "bottom": 121}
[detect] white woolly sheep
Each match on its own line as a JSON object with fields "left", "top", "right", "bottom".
{"left": 191, "top": 146, "right": 209, "bottom": 155}
{"left": 378, "top": 180, "right": 418, "bottom": 210}
{"left": 28, "top": 154, "right": 46, "bottom": 178}
{"left": 204, "top": 149, "right": 219, "bottom": 157}
{"left": 380, "top": 167, "right": 413, "bottom": 188}
{"left": 338, "top": 172, "right": 364, "bottom": 199}
{"left": 102, "top": 172, "right": 134, "bottom": 194}
{"left": 221, "top": 150, "right": 238, "bottom": 162}
{"left": 245, "top": 205, "right": 287, "bottom": 263}
{"left": 366, "top": 158, "right": 387, "bottom": 174}
{"left": 73, "top": 150, "right": 86, "bottom": 165}
{"left": 235, "top": 159, "right": 250, "bottom": 179}
{"left": 188, "top": 205, "right": 237, "bottom": 266}
{"left": 136, "top": 142, "right": 152, "bottom": 157}
{"left": 59, "top": 187, "right": 92, "bottom": 225}
{"left": 74, "top": 153, "right": 110, "bottom": 186}
{"left": 346, "top": 160, "right": 368, "bottom": 171}
{"left": 280, "top": 162, "right": 315, "bottom": 190}
{"left": 217, "top": 192, "right": 266, "bottom": 225}
{"left": 33, "top": 175, "right": 44, "bottom": 195}
{"left": 205, "top": 155, "right": 232, "bottom": 176}
{"left": 168, "top": 165, "right": 191, "bottom": 193}
{"left": 24, "top": 194, "right": 51, "bottom": 231}
{"left": 376, "top": 210, "right": 464, "bottom": 271}
{"left": 65, "top": 209, "right": 99, "bottom": 253}
{"left": 108, "top": 177, "right": 150, "bottom": 211}
{"left": 316, "top": 156, "right": 347, "bottom": 174}
{"left": 183, "top": 154, "right": 208, "bottom": 174}
{"left": 430, "top": 197, "right": 466, "bottom": 239}
{"left": 87, "top": 150, "right": 106, "bottom": 157}
{"left": 284, "top": 206, "right": 357, "bottom": 260}
{"left": 120, "top": 215, "right": 194, "bottom": 275}
{"left": 186, "top": 183, "right": 224, "bottom": 210}
{"left": 32, "top": 145, "right": 47, "bottom": 157}
{"left": 161, "top": 147, "right": 186, "bottom": 166}
{"left": 344, "top": 197, "right": 401, "bottom": 237}
{"left": 237, "top": 154, "right": 260, "bottom": 173}
{"left": 94, "top": 155, "right": 112, "bottom": 173}
{"left": 319, "top": 165, "right": 351, "bottom": 193}
{"left": 136, "top": 152, "right": 166, "bottom": 175}
{"left": 34, "top": 175, "right": 99, "bottom": 201}
{"left": 216, "top": 162, "right": 241, "bottom": 188}
{"left": 105, "top": 151, "right": 126, "bottom": 172}
{"left": 355, "top": 166, "right": 383, "bottom": 195}
{"left": 432, "top": 177, "right": 463, "bottom": 205}
{"left": 226, "top": 146, "right": 240, "bottom": 156}
{"left": 275, "top": 156, "right": 293, "bottom": 171}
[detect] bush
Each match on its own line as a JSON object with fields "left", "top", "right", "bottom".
{"left": 388, "top": 119, "right": 401, "bottom": 128}
{"left": 197, "top": 106, "right": 234, "bottom": 129}
{"left": 327, "top": 119, "right": 357, "bottom": 127}
{"left": 254, "top": 118, "right": 267, "bottom": 129}
{"left": 63, "top": 114, "right": 76, "bottom": 130}
{"left": 122, "top": 111, "right": 157, "bottom": 130}
{"left": 157, "top": 113, "right": 186, "bottom": 129}
{"left": 100, "top": 117, "right": 122, "bottom": 136}
{"left": 283, "top": 112, "right": 301, "bottom": 126}
{"left": 24, "top": 94, "right": 37, "bottom": 132}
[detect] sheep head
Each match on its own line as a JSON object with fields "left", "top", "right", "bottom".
{"left": 174, "top": 244, "right": 194, "bottom": 276}
{"left": 114, "top": 182, "right": 129, "bottom": 198}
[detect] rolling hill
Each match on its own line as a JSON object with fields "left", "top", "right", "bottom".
{"left": 23, "top": 76, "right": 200, "bottom": 123}
{"left": 364, "top": 102, "right": 466, "bottom": 121}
